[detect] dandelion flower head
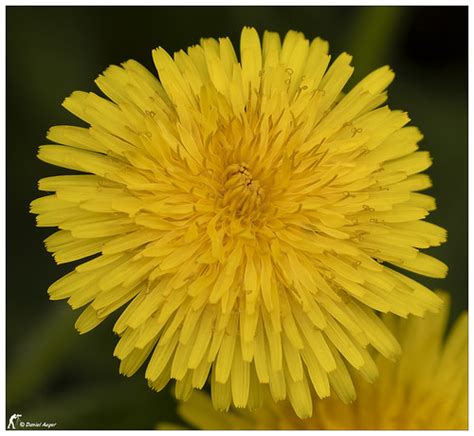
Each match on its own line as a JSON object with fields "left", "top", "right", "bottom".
{"left": 31, "top": 27, "right": 447, "bottom": 418}
{"left": 162, "top": 292, "right": 467, "bottom": 430}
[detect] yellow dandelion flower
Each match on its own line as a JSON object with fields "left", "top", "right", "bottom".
{"left": 31, "top": 27, "right": 447, "bottom": 418}
{"left": 162, "top": 292, "right": 467, "bottom": 430}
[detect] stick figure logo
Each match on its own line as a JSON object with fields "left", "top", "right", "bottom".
{"left": 7, "top": 414, "right": 22, "bottom": 430}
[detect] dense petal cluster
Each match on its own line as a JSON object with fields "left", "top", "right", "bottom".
{"left": 161, "top": 293, "right": 467, "bottom": 430}
{"left": 31, "top": 27, "right": 447, "bottom": 417}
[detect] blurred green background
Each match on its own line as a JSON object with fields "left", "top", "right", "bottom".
{"left": 6, "top": 6, "right": 467, "bottom": 430}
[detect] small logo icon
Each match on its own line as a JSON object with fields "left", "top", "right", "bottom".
{"left": 7, "top": 413, "right": 57, "bottom": 430}
{"left": 7, "top": 414, "right": 22, "bottom": 430}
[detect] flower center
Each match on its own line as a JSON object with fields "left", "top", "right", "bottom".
{"left": 221, "top": 162, "right": 264, "bottom": 216}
